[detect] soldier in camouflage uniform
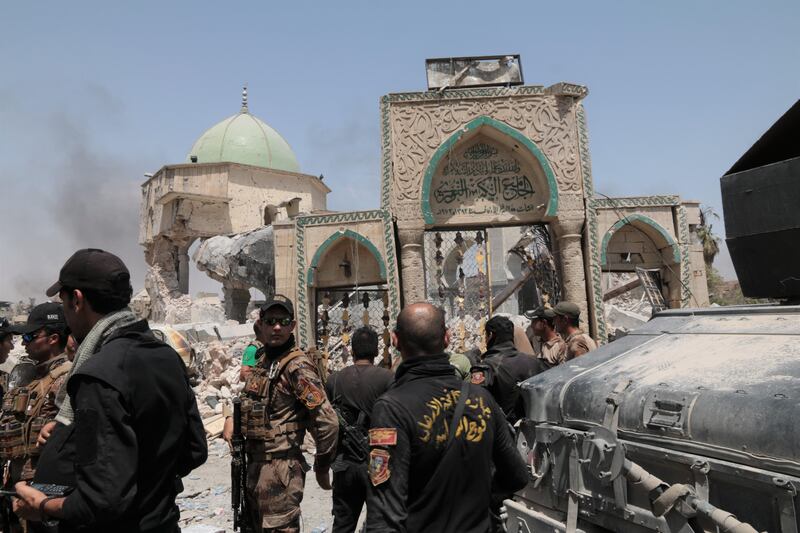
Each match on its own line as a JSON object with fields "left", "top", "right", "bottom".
{"left": 1, "top": 303, "right": 71, "bottom": 532}
{"left": 224, "top": 296, "right": 338, "bottom": 533}
{"left": 553, "top": 301, "right": 597, "bottom": 360}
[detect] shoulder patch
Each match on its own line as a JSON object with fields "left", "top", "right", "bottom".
{"left": 369, "top": 428, "right": 397, "bottom": 446}
{"left": 369, "top": 448, "right": 391, "bottom": 486}
{"left": 470, "top": 370, "right": 486, "bottom": 385}
{"left": 298, "top": 376, "right": 325, "bottom": 409}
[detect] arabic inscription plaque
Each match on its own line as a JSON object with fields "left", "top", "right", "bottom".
{"left": 429, "top": 137, "right": 549, "bottom": 226}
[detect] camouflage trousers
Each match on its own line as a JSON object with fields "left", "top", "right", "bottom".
{"left": 246, "top": 457, "right": 307, "bottom": 532}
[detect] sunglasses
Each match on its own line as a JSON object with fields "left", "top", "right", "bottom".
{"left": 262, "top": 317, "right": 293, "bottom": 327}
{"left": 22, "top": 331, "right": 47, "bottom": 343}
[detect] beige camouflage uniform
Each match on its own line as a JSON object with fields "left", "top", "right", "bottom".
{"left": 537, "top": 334, "right": 567, "bottom": 366}
{"left": 241, "top": 346, "right": 338, "bottom": 532}
{"left": 565, "top": 331, "right": 598, "bottom": 360}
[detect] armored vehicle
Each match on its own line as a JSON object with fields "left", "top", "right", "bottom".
{"left": 507, "top": 101, "right": 800, "bottom": 532}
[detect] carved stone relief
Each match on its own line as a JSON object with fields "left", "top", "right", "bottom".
{"left": 388, "top": 95, "right": 582, "bottom": 212}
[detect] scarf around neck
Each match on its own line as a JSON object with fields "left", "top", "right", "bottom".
{"left": 55, "top": 308, "right": 139, "bottom": 426}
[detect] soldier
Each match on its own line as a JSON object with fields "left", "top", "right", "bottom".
{"left": 223, "top": 295, "right": 338, "bottom": 533}
{"left": 553, "top": 301, "right": 597, "bottom": 360}
{"left": 1, "top": 303, "right": 71, "bottom": 532}
{"left": 240, "top": 323, "right": 263, "bottom": 381}
{"left": 366, "top": 304, "right": 528, "bottom": 533}
{"left": 325, "top": 326, "right": 392, "bottom": 533}
{"left": 524, "top": 306, "right": 567, "bottom": 367}
{"left": 13, "top": 248, "right": 208, "bottom": 532}
{"left": 470, "top": 315, "right": 545, "bottom": 425}
{"left": 0, "top": 318, "right": 14, "bottom": 401}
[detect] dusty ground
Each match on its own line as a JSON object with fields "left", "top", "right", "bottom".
{"left": 178, "top": 438, "right": 343, "bottom": 533}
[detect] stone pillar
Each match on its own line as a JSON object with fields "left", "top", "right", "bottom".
{"left": 177, "top": 245, "right": 190, "bottom": 295}
{"left": 143, "top": 237, "right": 192, "bottom": 324}
{"left": 553, "top": 218, "right": 590, "bottom": 331}
{"left": 223, "top": 285, "right": 251, "bottom": 323}
{"left": 397, "top": 227, "right": 426, "bottom": 304}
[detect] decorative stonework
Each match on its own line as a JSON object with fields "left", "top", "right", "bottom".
{"left": 676, "top": 204, "right": 692, "bottom": 305}
{"left": 576, "top": 104, "right": 607, "bottom": 341}
{"left": 381, "top": 91, "right": 585, "bottom": 217}
{"left": 593, "top": 195, "right": 680, "bottom": 209}
{"left": 294, "top": 210, "right": 401, "bottom": 348}
{"left": 420, "top": 115, "right": 559, "bottom": 225}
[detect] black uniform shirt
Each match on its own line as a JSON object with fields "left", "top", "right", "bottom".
{"left": 365, "top": 354, "right": 528, "bottom": 533}
{"left": 325, "top": 363, "right": 394, "bottom": 418}
{"left": 33, "top": 320, "right": 207, "bottom": 533}
{"left": 473, "top": 340, "right": 546, "bottom": 424}
{"left": 325, "top": 362, "right": 394, "bottom": 465}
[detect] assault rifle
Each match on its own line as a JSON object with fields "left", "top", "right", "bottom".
{"left": 334, "top": 407, "right": 370, "bottom": 464}
{"left": 231, "top": 398, "right": 253, "bottom": 533}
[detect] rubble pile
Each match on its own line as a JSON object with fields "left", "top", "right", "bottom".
{"left": 145, "top": 264, "right": 193, "bottom": 323}
{"left": 603, "top": 272, "right": 652, "bottom": 338}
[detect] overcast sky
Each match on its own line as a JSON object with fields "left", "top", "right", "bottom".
{"left": 1, "top": 0, "right": 798, "bottom": 302}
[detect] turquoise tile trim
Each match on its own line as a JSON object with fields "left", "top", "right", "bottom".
{"left": 306, "top": 230, "right": 387, "bottom": 284}
{"left": 600, "top": 214, "right": 681, "bottom": 267}
{"left": 419, "top": 115, "right": 559, "bottom": 225}
{"left": 294, "top": 210, "right": 401, "bottom": 348}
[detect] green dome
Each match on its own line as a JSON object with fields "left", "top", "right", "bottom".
{"left": 187, "top": 102, "right": 300, "bottom": 173}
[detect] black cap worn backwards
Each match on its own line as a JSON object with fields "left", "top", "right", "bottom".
{"left": 46, "top": 248, "right": 131, "bottom": 298}
{"left": 10, "top": 302, "right": 67, "bottom": 335}
{"left": 524, "top": 306, "right": 556, "bottom": 320}
{"left": 260, "top": 294, "right": 294, "bottom": 318}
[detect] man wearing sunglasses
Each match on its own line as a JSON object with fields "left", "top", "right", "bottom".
{"left": 0, "top": 302, "right": 72, "bottom": 532}
{"left": 223, "top": 295, "right": 339, "bottom": 533}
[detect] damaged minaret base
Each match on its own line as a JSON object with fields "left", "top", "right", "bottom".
{"left": 193, "top": 226, "right": 276, "bottom": 323}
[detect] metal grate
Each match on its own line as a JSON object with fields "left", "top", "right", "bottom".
{"left": 315, "top": 286, "right": 392, "bottom": 370}
{"left": 423, "top": 229, "right": 491, "bottom": 351}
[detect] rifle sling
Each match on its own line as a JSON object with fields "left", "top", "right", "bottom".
{"left": 447, "top": 381, "right": 471, "bottom": 445}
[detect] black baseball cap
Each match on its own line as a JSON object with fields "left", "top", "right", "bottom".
{"left": 260, "top": 294, "right": 294, "bottom": 318}
{"left": 10, "top": 302, "right": 67, "bottom": 335}
{"left": 46, "top": 248, "right": 131, "bottom": 298}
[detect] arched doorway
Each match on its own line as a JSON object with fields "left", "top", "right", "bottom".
{"left": 307, "top": 231, "right": 392, "bottom": 368}
{"left": 601, "top": 215, "right": 682, "bottom": 311}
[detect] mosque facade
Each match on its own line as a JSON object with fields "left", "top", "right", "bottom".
{"left": 139, "top": 66, "right": 709, "bottom": 356}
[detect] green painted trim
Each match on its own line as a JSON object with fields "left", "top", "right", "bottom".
{"left": 593, "top": 196, "right": 680, "bottom": 209}
{"left": 306, "top": 230, "right": 387, "bottom": 284}
{"left": 578, "top": 105, "right": 606, "bottom": 343}
{"left": 600, "top": 214, "right": 681, "bottom": 266}
{"left": 419, "top": 115, "right": 559, "bottom": 225}
{"left": 295, "top": 209, "right": 402, "bottom": 349}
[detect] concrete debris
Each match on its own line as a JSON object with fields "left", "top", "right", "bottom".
{"left": 603, "top": 272, "right": 652, "bottom": 339}
{"left": 193, "top": 226, "right": 276, "bottom": 301}
{"left": 191, "top": 294, "right": 226, "bottom": 324}
{"left": 145, "top": 263, "right": 192, "bottom": 324}
{"left": 182, "top": 524, "right": 224, "bottom": 533}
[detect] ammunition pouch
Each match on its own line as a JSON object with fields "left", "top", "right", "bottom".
{"left": 2, "top": 388, "right": 30, "bottom": 416}
{"left": 0, "top": 422, "right": 25, "bottom": 460}
{"left": 241, "top": 399, "right": 307, "bottom": 440}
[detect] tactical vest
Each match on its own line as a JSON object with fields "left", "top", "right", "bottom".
{"left": 240, "top": 348, "right": 307, "bottom": 441}
{"left": 0, "top": 358, "right": 71, "bottom": 460}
